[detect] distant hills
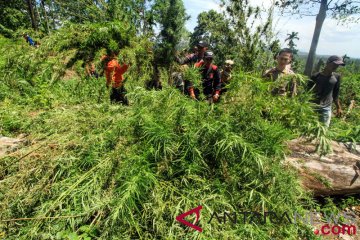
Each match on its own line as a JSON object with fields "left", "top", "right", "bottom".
{"left": 297, "top": 51, "right": 360, "bottom": 60}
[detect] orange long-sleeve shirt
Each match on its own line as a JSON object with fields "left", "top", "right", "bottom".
{"left": 104, "top": 58, "right": 129, "bottom": 88}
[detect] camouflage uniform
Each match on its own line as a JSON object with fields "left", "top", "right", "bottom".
{"left": 263, "top": 67, "right": 297, "bottom": 97}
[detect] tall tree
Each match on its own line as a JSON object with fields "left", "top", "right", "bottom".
{"left": 40, "top": 0, "right": 50, "bottom": 33}
{"left": 106, "top": 0, "right": 156, "bottom": 34}
{"left": 0, "top": 0, "right": 29, "bottom": 33}
{"left": 276, "top": 0, "right": 360, "bottom": 76}
{"left": 221, "top": 0, "right": 274, "bottom": 71}
{"left": 53, "top": 0, "right": 106, "bottom": 23}
{"left": 190, "top": 10, "right": 235, "bottom": 65}
{"left": 152, "top": 0, "right": 188, "bottom": 67}
{"left": 26, "top": 0, "right": 38, "bottom": 30}
{"left": 285, "top": 32, "right": 299, "bottom": 55}
{"left": 285, "top": 31, "right": 300, "bottom": 70}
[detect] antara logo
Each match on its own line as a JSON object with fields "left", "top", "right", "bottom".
{"left": 175, "top": 205, "right": 357, "bottom": 236}
{"left": 176, "top": 205, "right": 203, "bottom": 232}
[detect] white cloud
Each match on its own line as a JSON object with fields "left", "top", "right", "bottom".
{"left": 275, "top": 16, "right": 360, "bottom": 57}
{"left": 183, "top": 0, "right": 221, "bottom": 30}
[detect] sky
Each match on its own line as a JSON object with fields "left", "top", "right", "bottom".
{"left": 183, "top": 0, "right": 360, "bottom": 58}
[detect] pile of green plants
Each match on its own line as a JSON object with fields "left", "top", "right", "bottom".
{"left": 330, "top": 69, "right": 360, "bottom": 143}
{"left": 0, "top": 27, "right": 359, "bottom": 239}
{"left": 0, "top": 74, "right": 318, "bottom": 239}
{"left": 0, "top": 21, "right": 153, "bottom": 102}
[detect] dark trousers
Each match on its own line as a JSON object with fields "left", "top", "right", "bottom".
{"left": 110, "top": 86, "right": 129, "bottom": 105}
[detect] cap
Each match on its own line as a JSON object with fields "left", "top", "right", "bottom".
{"left": 197, "top": 41, "right": 208, "bottom": 48}
{"left": 204, "top": 51, "right": 214, "bottom": 59}
{"left": 326, "top": 55, "right": 345, "bottom": 66}
{"left": 225, "top": 60, "right": 234, "bottom": 65}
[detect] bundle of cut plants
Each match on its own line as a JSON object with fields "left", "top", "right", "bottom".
{"left": 0, "top": 52, "right": 326, "bottom": 239}
{"left": 0, "top": 18, "right": 359, "bottom": 240}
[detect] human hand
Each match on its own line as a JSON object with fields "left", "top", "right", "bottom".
{"left": 336, "top": 108, "right": 343, "bottom": 118}
{"left": 213, "top": 94, "right": 219, "bottom": 102}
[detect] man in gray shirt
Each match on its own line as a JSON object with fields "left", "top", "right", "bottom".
{"left": 307, "top": 55, "right": 345, "bottom": 127}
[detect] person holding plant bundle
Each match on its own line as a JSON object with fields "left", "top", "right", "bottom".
{"left": 220, "top": 59, "right": 235, "bottom": 95}
{"left": 188, "top": 51, "right": 222, "bottom": 103}
{"left": 175, "top": 41, "right": 208, "bottom": 66}
{"left": 173, "top": 41, "right": 208, "bottom": 96}
{"left": 263, "top": 48, "right": 297, "bottom": 97}
{"left": 85, "top": 62, "right": 99, "bottom": 79}
{"left": 307, "top": 55, "right": 345, "bottom": 127}
{"left": 102, "top": 51, "right": 130, "bottom": 105}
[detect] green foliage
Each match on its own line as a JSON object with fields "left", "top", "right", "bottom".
{"left": 0, "top": 0, "right": 159, "bottom": 36}
{"left": 56, "top": 225, "right": 98, "bottom": 240}
{"left": 0, "top": 0, "right": 30, "bottom": 32}
{"left": 0, "top": 21, "right": 138, "bottom": 100}
{"left": 340, "top": 72, "right": 360, "bottom": 104}
{"left": 285, "top": 32, "right": 301, "bottom": 71}
{"left": 183, "top": 66, "right": 202, "bottom": 90}
{"left": 220, "top": 0, "right": 278, "bottom": 72}
{"left": 285, "top": 32, "right": 299, "bottom": 55}
{"left": 275, "top": 0, "right": 360, "bottom": 23}
{"left": 0, "top": 2, "right": 359, "bottom": 239}
{"left": 153, "top": 0, "right": 188, "bottom": 67}
{"left": 0, "top": 60, "right": 330, "bottom": 238}
{"left": 330, "top": 70, "right": 360, "bottom": 142}
{"left": 190, "top": 10, "right": 235, "bottom": 65}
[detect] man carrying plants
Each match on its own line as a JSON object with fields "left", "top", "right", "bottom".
{"left": 307, "top": 55, "right": 345, "bottom": 127}
{"left": 220, "top": 59, "right": 235, "bottom": 95}
{"left": 85, "top": 61, "right": 99, "bottom": 79}
{"left": 102, "top": 50, "right": 130, "bottom": 105}
{"left": 263, "top": 48, "right": 297, "bottom": 97}
{"left": 173, "top": 41, "right": 208, "bottom": 97}
{"left": 188, "top": 51, "right": 222, "bottom": 103}
{"left": 176, "top": 41, "right": 208, "bottom": 66}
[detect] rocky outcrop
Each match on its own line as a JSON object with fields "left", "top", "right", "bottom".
{"left": 286, "top": 138, "right": 360, "bottom": 196}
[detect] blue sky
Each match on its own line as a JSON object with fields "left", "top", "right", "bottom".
{"left": 183, "top": 0, "right": 360, "bottom": 58}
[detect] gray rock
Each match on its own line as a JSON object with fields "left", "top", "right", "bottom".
{"left": 286, "top": 138, "right": 360, "bottom": 196}
{"left": 0, "top": 135, "right": 26, "bottom": 158}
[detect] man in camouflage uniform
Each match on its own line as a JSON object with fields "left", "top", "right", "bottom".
{"left": 263, "top": 48, "right": 297, "bottom": 97}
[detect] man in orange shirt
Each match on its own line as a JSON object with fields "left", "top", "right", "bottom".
{"left": 102, "top": 51, "right": 130, "bottom": 105}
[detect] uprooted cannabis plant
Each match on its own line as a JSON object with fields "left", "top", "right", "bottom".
{"left": 0, "top": 15, "right": 359, "bottom": 240}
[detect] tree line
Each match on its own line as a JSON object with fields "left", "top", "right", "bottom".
{"left": 0, "top": 0, "right": 359, "bottom": 75}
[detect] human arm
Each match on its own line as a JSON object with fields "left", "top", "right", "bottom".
{"left": 105, "top": 60, "right": 116, "bottom": 87}
{"left": 290, "top": 77, "right": 297, "bottom": 98}
{"left": 176, "top": 54, "right": 194, "bottom": 65}
{"left": 307, "top": 73, "right": 319, "bottom": 92}
{"left": 262, "top": 69, "right": 272, "bottom": 79}
{"left": 85, "top": 63, "right": 91, "bottom": 77}
{"left": 119, "top": 63, "right": 129, "bottom": 75}
{"left": 186, "top": 80, "right": 196, "bottom": 99}
{"left": 188, "top": 87, "right": 196, "bottom": 99}
{"left": 213, "top": 68, "right": 222, "bottom": 102}
{"left": 333, "top": 75, "right": 342, "bottom": 117}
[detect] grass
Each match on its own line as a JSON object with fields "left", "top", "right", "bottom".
{"left": 0, "top": 78, "right": 319, "bottom": 239}
{"left": 0, "top": 25, "right": 358, "bottom": 239}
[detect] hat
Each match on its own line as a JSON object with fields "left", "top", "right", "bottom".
{"left": 225, "top": 60, "right": 234, "bottom": 65}
{"left": 204, "top": 51, "right": 214, "bottom": 59}
{"left": 197, "top": 41, "right": 208, "bottom": 48}
{"left": 326, "top": 55, "right": 345, "bottom": 66}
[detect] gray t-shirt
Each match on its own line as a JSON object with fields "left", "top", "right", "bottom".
{"left": 307, "top": 72, "right": 341, "bottom": 108}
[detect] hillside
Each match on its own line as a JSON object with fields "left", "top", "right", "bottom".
{"left": 0, "top": 23, "right": 359, "bottom": 239}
